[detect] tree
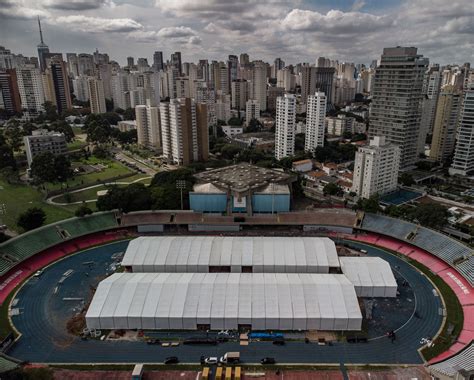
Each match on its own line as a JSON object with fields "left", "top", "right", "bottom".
{"left": 48, "top": 121, "right": 74, "bottom": 142}
{"left": 123, "top": 108, "right": 136, "bottom": 121}
{"left": 97, "top": 183, "right": 152, "bottom": 213}
{"left": 412, "top": 203, "right": 448, "bottom": 229}
{"left": 30, "top": 152, "right": 72, "bottom": 184}
{"left": 43, "top": 101, "right": 58, "bottom": 121}
{"left": 399, "top": 173, "right": 415, "bottom": 187}
{"left": 17, "top": 207, "right": 46, "bottom": 231}
{"left": 102, "top": 112, "right": 122, "bottom": 126}
{"left": 355, "top": 194, "right": 381, "bottom": 213}
{"left": 0, "top": 135, "right": 16, "bottom": 170}
{"left": 294, "top": 133, "right": 305, "bottom": 152}
{"left": 220, "top": 144, "right": 242, "bottom": 160}
{"left": 228, "top": 117, "right": 243, "bottom": 126}
{"left": 105, "top": 98, "right": 114, "bottom": 112}
{"left": 246, "top": 118, "right": 263, "bottom": 133}
{"left": 323, "top": 182, "right": 342, "bottom": 196}
{"left": 4, "top": 120, "right": 23, "bottom": 151}
{"left": 75, "top": 204, "right": 93, "bottom": 217}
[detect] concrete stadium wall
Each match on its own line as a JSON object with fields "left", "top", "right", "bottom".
{"left": 252, "top": 194, "right": 290, "bottom": 213}
{"left": 189, "top": 193, "right": 227, "bottom": 213}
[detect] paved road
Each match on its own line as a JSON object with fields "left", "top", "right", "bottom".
{"left": 9, "top": 240, "right": 443, "bottom": 364}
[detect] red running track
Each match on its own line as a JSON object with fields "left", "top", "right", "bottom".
{"left": 335, "top": 231, "right": 474, "bottom": 364}
{"left": 0, "top": 230, "right": 131, "bottom": 305}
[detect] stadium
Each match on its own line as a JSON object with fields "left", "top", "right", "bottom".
{"left": 0, "top": 209, "right": 472, "bottom": 379}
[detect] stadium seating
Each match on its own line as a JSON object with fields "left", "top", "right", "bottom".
{"left": 0, "top": 212, "right": 118, "bottom": 277}
{"left": 361, "top": 213, "right": 417, "bottom": 240}
{"left": 361, "top": 213, "right": 474, "bottom": 286}
{"left": 0, "top": 355, "right": 20, "bottom": 373}
{"left": 429, "top": 342, "right": 473, "bottom": 378}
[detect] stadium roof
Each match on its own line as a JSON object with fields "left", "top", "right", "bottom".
{"left": 85, "top": 272, "right": 362, "bottom": 331}
{"left": 340, "top": 257, "right": 398, "bottom": 297}
{"left": 121, "top": 236, "right": 340, "bottom": 273}
{"left": 193, "top": 163, "right": 294, "bottom": 193}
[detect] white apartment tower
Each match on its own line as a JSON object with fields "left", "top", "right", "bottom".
{"left": 251, "top": 61, "right": 267, "bottom": 111}
{"left": 305, "top": 92, "right": 327, "bottom": 152}
{"left": 245, "top": 99, "right": 260, "bottom": 126}
{"left": 16, "top": 64, "right": 45, "bottom": 116}
{"left": 275, "top": 94, "right": 296, "bottom": 160}
{"left": 369, "top": 47, "right": 428, "bottom": 169}
{"left": 352, "top": 136, "right": 401, "bottom": 199}
{"left": 135, "top": 104, "right": 161, "bottom": 149}
{"left": 88, "top": 78, "right": 106, "bottom": 114}
{"left": 449, "top": 83, "right": 474, "bottom": 176}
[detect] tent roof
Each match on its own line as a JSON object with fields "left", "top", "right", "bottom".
{"left": 122, "top": 236, "right": 340, "bottom": 271}
{"left": 339, "top": 256, "right": 397, "bottom": 289}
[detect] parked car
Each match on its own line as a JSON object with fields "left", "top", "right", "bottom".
{"left": 201, "top": 356, "right": 218, "bottom": 365}
{"left": 146, "top": 338, "right": 160, "bottom": 345}
{"left": 261, "top": 357, "right": 276, "bottom": 365}
{"left": 272, "top": 338, "right": 285, "bottom": 346}
{"left": 33, "top": 270, "right": 44, "bottom": 277}
{"left": 164, "top": 356, "right": 179, "bottom": 364}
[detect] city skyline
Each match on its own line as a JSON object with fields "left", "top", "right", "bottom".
{"left": 1, "top": 0, "right": 473, "bottom": 66}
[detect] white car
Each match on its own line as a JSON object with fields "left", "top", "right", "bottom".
{"left": 203, "top": 357, "right": 218, "bottom": 365}
{"left": 34, "top": 270, "right": 44, "bottom": 277}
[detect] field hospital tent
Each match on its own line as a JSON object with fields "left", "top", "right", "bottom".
{"left": 121, "top": 236, "right": 340, "bottom": 273}
{"left": 85, "top": 273, "right": 362, "bottom": 331}
{"left": 339, "top": 256, "right": 398, "bottom": 297}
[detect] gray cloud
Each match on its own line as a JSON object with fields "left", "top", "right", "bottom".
{"left": 43, "top": 0, "right": 112, "bottom": 11}
{"left": 52, "top": 15, "right": 143, "bottom": 33}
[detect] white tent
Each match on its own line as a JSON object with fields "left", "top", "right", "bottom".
{"left": 86, "top": 273, "right": 362, "bottom": 331}
{"left": 339, "top": 257, "right": 398, "bottom": 297}
{"left": 121, "top": 236, "right": 341, "bottom": 273}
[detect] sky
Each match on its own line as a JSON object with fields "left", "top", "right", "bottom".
{"left": 0, "top": 0, "right": 473, "bottom": 66}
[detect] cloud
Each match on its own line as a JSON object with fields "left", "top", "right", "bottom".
{"left": 0, "top": 0, "right": 49, "bottom": 19}
{"left": 351, "top": 0, "right": 366, "bottom": 12}
{"left": 43, "top": 0, "right": 113, "bottom": 11}
{"left": 52, "top": 15, "right": 143, "bottom": 33}
{"left": 156, "top": 26, "right": 197, "bottom": 38}
{"left": 282, "top": 9, "right": 391, "bottom": 34}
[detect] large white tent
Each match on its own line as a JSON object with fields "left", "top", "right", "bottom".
{"left": 121, "top": 236, "right": 340, "bottom": 273}
{"left": 86, "top": 273, "right": 362, "bottom": 331}
{"left": 339, "top": 256, "right": 398, "bottom": 297}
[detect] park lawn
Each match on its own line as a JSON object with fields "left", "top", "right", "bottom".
{"left": 0, "top": 178, "right": 75, "bottom": 231}
{"left": 47, "top": 159, "right": 134, "bottom": 191}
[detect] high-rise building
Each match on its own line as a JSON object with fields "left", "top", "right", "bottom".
{"left": 305, "top": 92, "right": 327, "bottom": 152}
{"left": 273, "top": 58, "right": 285, "bottom": 78}
{"left": 0, "top": 46, "right": 14, "bottom": 70}
{"left": 36, "top": 17, "right": 50, "bottom": 73}
{"left": 245, "top": 99, "right": 260, "bottom": 126}
{"left": 137, "top": 58, "right": 149, "bottom": 72}
{"left": 251, "top": 60, "right": 267, "bottom": 111}
{"left": 195, "top": 81, "right": 216, "bottom": 126}
{"left": 171, "top": 52, "right": 182, "bottom": 76}
{"left": 43, "top": 57, "right": 72, "bottom": 114}
{"left": 228, "top": 55, "right": 238, "bottom": 83}
{"left": 77, "top": 53, "right": 95, "bottom": 76}
{"left": 231, "top": 79, "right": 248, "bottom": 110}
{"left": 429, "top": 85, "right": 462, "bottom": 163}
{"left": 88, "top": 78, "right": 106, "bottom": 114}
{"left": 301, "top": 66, "right": 335, "bottom": 106}
{"left": 16, "top": 64, "right": 45, "bottom": 116}
{"left": 352, "top": 136, "right": 400, "bottom": 199}
{"left": 153, "top": 51, "right": 164, "bottom": 71}
{"left": 160, "top": 98, "right": 208, "bottom": 165}
{"left": 277, "top": 68, "right": 295, "bottom": 92}
{"left": 24, "top": 129, "right": 67, "bottom": 166}
{"left": 135, "top": 104, "right": 161, "bottom": 149}
{"left": 419, "top": 66, "right": 442, "bottom": 155}
{"left": 111, "top": 71, "right": 131, "bottom": 110}
{"left": 267, "top": 86, "right": 285, "bottom": 112}
{"left": 127, "top": 56, "right": 134, "bottom": 68}
{"left": 326, "top": 114, "right": 355, "bottom": 136}
{"left": 72, "top": 75, "right": 89, "bottom": 102}
{"left": 0, "top": 69, "right": 22, "bottom": 115}
{"left": 215, "top": 93, "right": 231, "bottom": 122}
{"left": 369, "top": 47, "right": 428, "bottom": 169}
{"left": 449, "top": 83, "right": 474, "bottom": 176}
{"left": 66, "top": 53, "right": 79, "bottom": 77}
{"left": 240, "top": 53, "right": 249, "bottom": 66}
{"left": 275, "top": 94, "right": 296, "bottom": 160}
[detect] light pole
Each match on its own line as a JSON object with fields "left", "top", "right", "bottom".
{"left": 176, "top": 180, "right": 186, "bottom": 210}
{"left": 271, "top": 182, "right": 275, "bottom": 215}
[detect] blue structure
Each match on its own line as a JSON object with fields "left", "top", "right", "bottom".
{"left": 190, "top": 163, "right": 295, "bottom": 215}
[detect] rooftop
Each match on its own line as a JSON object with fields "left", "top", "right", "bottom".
{"left": 194, "top": 163, "right": 294, "bottom": 193}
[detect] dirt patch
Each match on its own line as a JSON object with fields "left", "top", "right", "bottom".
{"left": 66, "top": 312, "right": 86, "bottom": 335}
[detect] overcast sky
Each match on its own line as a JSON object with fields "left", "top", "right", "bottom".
{"left": 1, "top": 0, "right": 473, "bottom": 66}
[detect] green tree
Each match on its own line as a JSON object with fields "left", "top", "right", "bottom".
{"left": 53, "top": 155, "right": 73, "bottom": 182}
{"left": 399, "top": 173, "right": 415, "bottom": 186}
{"left": 97, "top": 183, "right": 152, "bottom": 213}
{"left": 43, "top": 101, "right": 58, "bottom": 121}
{"left": 228, "top": 117, "right": 243, "bottom": 126}
{"left": 355, "top": 194, "right": 381, "bottom": 213}
{"left": 246, "top": 118, "right": 263, "bottom": 133}
{"left": 0, "top": 134, "right": 16, "bottom": 170}
{"left": 30, "top": 152, "right": 72, "bottom": 184}
{"left": 323, "top": 182, "right": 342, "bottom": 196}
{"left": 123, "top": 108, "right": 136, "bottom": 121}
{"left": 4, "top": 119, "right": 23, "bottom": 151}
{"left": 220, "top": 144, "right": 242, "bottom": 160}
{"left": 48, "top": 120, "right": 74, "bottom": 142}
{"left": 75, "top": 204, "right": 93, "bottom": 217}
{"left": 413, "top": 203, "right": 448, "bottom": 229}
{"left": 17, "top": 207, "right": 46, "bottom": 231}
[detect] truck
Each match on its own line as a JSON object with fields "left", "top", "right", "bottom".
{"left": 219, "top": 352, "right": 240, "bottom": 364}
{"left": 131, "top": 364, "right": 144, "bottom": 380}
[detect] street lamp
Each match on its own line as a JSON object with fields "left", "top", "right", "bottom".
{"left": 176, "top": 180, "right": 186, "bottom": 210}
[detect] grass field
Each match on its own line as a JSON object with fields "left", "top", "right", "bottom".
{"left": 0, "top": 178, "right": 75, "bottom": 231}
{"left": 47, "top": 158, "right": 134, "bottom": 191}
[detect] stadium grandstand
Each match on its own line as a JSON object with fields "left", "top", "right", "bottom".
{"left": 428, "top": 342, "right": 473, "bottom": 379}
{"left": 360, "top": 213, "right": 474, "bottom": 286}
{"left": 0, "top": 212, "right": 118, "bottom": 277}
